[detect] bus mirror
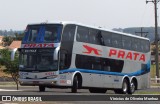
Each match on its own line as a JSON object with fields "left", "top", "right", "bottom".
{"left": 11, "top": 48, "right": 17, "bottom": 61}
{"left": 54, "top": 46, "right": 60, "bottom": 60}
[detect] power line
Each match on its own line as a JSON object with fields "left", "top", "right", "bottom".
{"left": 135, "top": 27, "right": 148, "bottom": 37}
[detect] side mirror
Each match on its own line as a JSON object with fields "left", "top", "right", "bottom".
{"left": 11, "top": 48, "right": 17, "bottom": 61}
{"left": 54, "top": 46, "right": 60, "bottom": 60}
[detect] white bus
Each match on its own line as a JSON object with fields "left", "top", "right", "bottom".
{"left": 19, "top": 22, "right": 150, "bottom": 94}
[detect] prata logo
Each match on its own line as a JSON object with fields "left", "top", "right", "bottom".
{"left": 83, "top": 45, "right": 102, "bottom": 56}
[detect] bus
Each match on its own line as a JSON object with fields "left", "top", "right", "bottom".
{"left": 18, "top": 21, "right": 150, "bottom": 94}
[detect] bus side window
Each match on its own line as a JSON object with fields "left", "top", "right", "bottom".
{"left": 122, "top": 36, "right": 132, "bottom": 50}
{"left": 63, "top": 25, "right": 75, "bottom": 42}
{"left": 137, "top": 39, "right": 141, "bottom": 52}
{"left": 92, "top": 57, "right": 101, "bottom": 70}
{"left": 89, "top": 29, "right": 96, "bottom": 44}
{"left": 112, "top": 33, "right": 122, "bottom": 48}
{"left": 141, "top": 40, "right": 150, "bottom": 53}
{"left": 101, "top": 31, "right": 112, "bottom": 47}
{"left": 103, "top": 59, "right": 110, "bottom": 71}
{"left": 132, "top": 38, "right": 140, "bottom": 51}
{"left": 76, "top": 26, "right": 89, "bottom": 43}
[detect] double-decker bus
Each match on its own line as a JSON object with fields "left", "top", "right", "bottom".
{"left": 18, "top": 22, "right": 150, "bottom": 94}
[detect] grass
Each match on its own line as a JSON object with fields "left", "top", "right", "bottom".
{"left": 0, "top": 82, "right": 16, "bottom": 85}
{"left": 150, "top": 64, "right": 156, "bottom": 78}
{"left": 0, "top": 66, "right": 11, "bottom": 77}
{"left": 150, "top": 64, "right": 160, "bottom": 78}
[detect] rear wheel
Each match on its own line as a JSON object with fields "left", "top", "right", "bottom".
{"left": 122, "top": 79, "right": 128, "bottom": 94}
{"left": 39, "top": 86, "right": 45, "bottom": 92}
{"left": 114, "top": 79, "right": 129, "bottom": 94}
{"left": 128, "top": 80, "right": 136, "bottom": 94}
{"left": 89, "top": 88, "right": 107, "bottom": 93}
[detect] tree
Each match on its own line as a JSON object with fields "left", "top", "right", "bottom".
{"left": 14, "top": 32, "right": 24, "bottom": 41}
{"left": 0, "top": 49, "right": 19, "bottom": 90}
{"left": 2, "top": 36, "right": 14, "bottom": 46}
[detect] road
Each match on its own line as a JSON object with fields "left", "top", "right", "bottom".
{"left": 0, "top": 86, "right": 160, "bottom": 104}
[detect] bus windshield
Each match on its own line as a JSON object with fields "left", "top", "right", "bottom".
{"left": 19, "top": 48, "right": 58, "bottom": 71}
{"left": 23, "top": 24, "right": 62, "bottom": 43}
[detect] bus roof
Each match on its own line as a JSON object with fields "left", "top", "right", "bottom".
{"left": 28, "top": 21, "right": 150, "bottom": 41}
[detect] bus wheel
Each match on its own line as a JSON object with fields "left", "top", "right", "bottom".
{"left": 128, "top": 80, "right": 136, "bottom": 94}
{"left": 39, "top": 86, "right": 45, "bottom": 92}
{"left": 89, "top": 88, "right": 107, "bottom": 93}
{"left": 121, "top": 79, "right": 129, "bottom": 94}
{"left": 71, "top": 76, "right": 78, "bottom": 93}
{"left": 114, "top": 79, "right": 128, "bottom": 94}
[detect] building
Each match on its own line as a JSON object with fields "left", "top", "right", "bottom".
{"left": 8, "top": 40, "right": 21, "bottom": 50}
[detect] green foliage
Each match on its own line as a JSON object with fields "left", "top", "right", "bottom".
{"left": 15, "top": 32, "right": 24, "bottom": 40}
{"left": 0, "top": 48, "right": 19, "bottom": 90}
{"left": 2, "top": 36, "right": 14, "bottom": 46}
{"left": 2, "top": 32, "right": 24, "bottom": 46}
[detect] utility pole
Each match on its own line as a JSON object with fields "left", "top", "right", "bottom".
{"left": 135, "top": 27, "right": 148, "bottom": 37}
{"left": 146, "top": 0, "right": 160, "bottom": 80}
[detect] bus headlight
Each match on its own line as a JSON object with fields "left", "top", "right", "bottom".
{"left": 47, "top": 75, "right": 57, "bottom": 79}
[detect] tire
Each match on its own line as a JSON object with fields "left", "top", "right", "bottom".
{"left": 121, "top": 79, "right": 129, "bottom": 94}
{"left": 39, "top": 86, "right": 45, "bottom": 92}
{"left": 114, "top": 79, "right": 129, "bottom": 94}
{"left": 89, "top": 88, "right": 107, "bottom": 93}
{"left": 71, "top": 76, "right": 78, "bottom": 93}
{"left": 128, "top": 80, "right": 136, "bottom": 94}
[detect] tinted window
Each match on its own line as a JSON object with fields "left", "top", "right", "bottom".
{"left": 112, "top": 33, "right": 122, "bottom": 48}
{"left": 141, "top": 40, "right": 150, "bottom": 52}
{"left": 76, "top": 26, "right": 89, "bottom": 43}
{"left": 75, "top": 25, "right": 150, "bottom": 53}
{"left": 101, "top": 31, "right": 112, "bottom": 46}
{"left": 23, "top": 24, "right": 62, "bottom": 43}
{"left": 122, "top": 36, "right": 132, "bottom": 50}
{"left": 75, "top": 54, "right": 124, "bottom": 72}
{"left": 62, "top": 25, "right": 76, "bottom": 42}
{"left": 89, "top": 29, "right": 99, "bottom": 44}
{"left": 132, "top": 38, "right": 138, "bottom": 51}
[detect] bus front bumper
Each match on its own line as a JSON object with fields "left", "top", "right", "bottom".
{"left": 19, "top": 79, "right": 57, "bottom": 86}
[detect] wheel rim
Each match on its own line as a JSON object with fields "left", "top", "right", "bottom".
{"left": 130, "top": 82, "right": 135, "bottom": 93}
{"left": 123, "top": 81, "right": 128, "bottom": 93}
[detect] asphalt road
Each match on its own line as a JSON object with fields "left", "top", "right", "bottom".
{"left": 0, "top": 86, "right": 160, "bottom": 104}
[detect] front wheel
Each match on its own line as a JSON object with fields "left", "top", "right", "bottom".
{"left": 71, "top": 76, "right": 78, "bottom": 93}
{"left": 39, "top": 86, "right": 45, "bottom": 92}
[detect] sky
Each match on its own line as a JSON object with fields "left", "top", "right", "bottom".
{"left": 0, "top": 0, "right": 158, "bottom": 30}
